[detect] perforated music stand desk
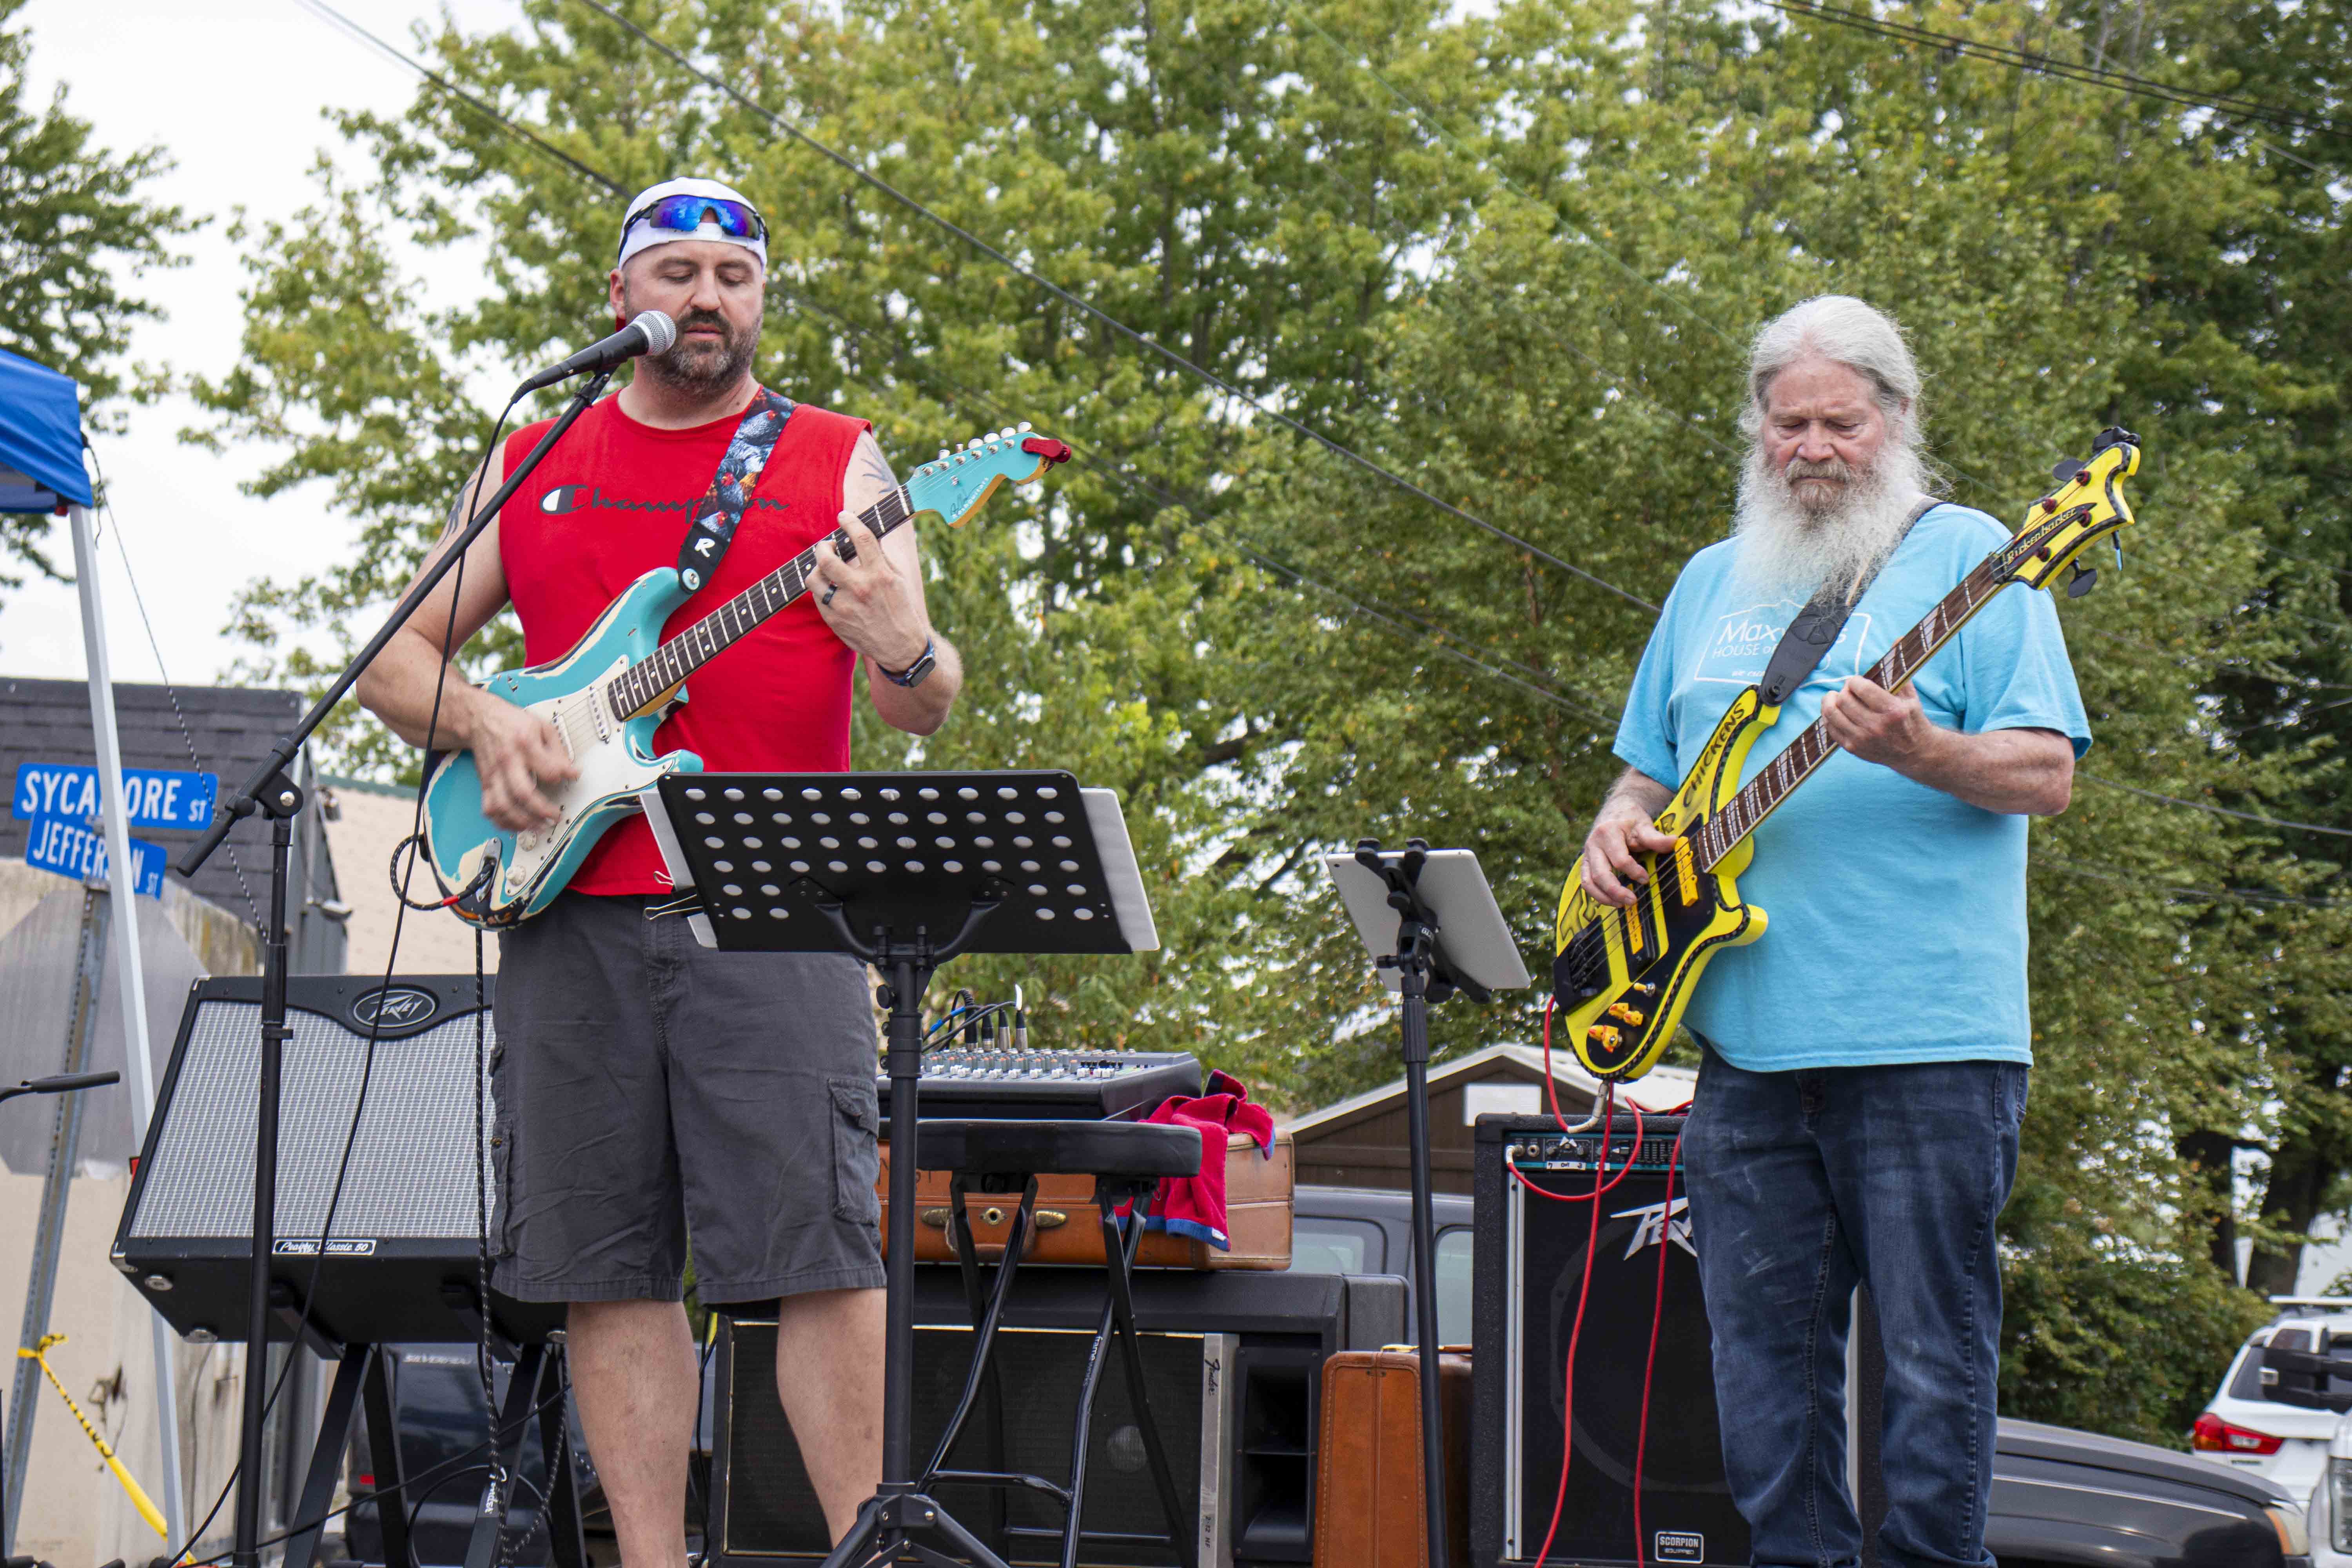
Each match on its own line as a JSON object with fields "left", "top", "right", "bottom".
{"left": 651, "top": 769, "right": 1156, "bottom": 1568}
{"left": 1324, "top": 842, "right": 1528, "bottom": 1568}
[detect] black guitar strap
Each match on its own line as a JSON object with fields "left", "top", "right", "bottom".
{"left": 675, "top": 387, "right": 797, "bottom": 593}
{"left": 1755, "top": 496, "right": 1939, "bottom": 706}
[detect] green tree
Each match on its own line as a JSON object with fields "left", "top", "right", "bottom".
{"left": 196, "top": 0, "right": 2351, "bottom": 1440}
{"left": 0, "top": 0, "right": 195, "bottom": 586}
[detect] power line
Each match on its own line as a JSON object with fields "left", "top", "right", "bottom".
{"left": 307, "top": 0, "right": 2352, "bottom": 839}
{"left": 562, "top": 0, "right": 1661, "bottom": 614}
{"left": 2038, "top": 853, "right": 2348, "bottom": 911}
{"left": 1760, "top": 0, "right": 2352, "bottom": 141}
{"left": 290, "top": 0, "right": 1621, "bottom": 732}
{"left": 2079, "top": 773, "right": 2352, "bottom": 839}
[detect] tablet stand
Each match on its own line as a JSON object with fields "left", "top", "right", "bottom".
{"left": 652, "top": 769, "right": 1156, "bottom": 1568}
{"left": 1325, "top": 838, "right": 1528, "bottom": 1568}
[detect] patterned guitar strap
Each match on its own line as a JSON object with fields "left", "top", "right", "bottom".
{"left": 1756, "top": 495, "right": 1939, "bottom": 706}
{"left": 675, "top": 386, "right": 798, "bottom": 593}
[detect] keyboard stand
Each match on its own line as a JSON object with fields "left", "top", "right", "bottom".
{"left": 649, "top": 770, "right": 1158, "bottom": 1568}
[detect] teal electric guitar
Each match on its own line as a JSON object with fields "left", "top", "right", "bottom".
{"left": 421, "top": 425, "right": 1072, "bottom": 927}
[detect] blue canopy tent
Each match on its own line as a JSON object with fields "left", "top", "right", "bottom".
{"left": 0, "top": 347, "right": 183, "bottom": 1543}
{"left": 0, "top": 348, "right": 93, "bottom": 513}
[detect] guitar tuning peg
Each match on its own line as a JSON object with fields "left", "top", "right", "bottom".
{"left": 999, "top": 426, "right": 1016, "bottom": 439}
{"left": 2066, "top": 562, "right": 2098, "bottom": 598}
{"left": 937, "top": 448, "right": 950, "bottom": 461}
{"left": 2051, "top": 456, "right": 2085, "bottom": 484}
{"left": 1018, "top": 420, "right": 1033, "bottom": 432}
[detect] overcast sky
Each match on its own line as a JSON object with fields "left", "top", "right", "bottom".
{"left": 0, "top": 0, "right": 514, "bottom": 689}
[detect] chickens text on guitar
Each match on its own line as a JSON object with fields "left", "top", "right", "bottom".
{"left": 420, "top": 426, "right": 1071, "bottom": 927}
{"left": 1550, "top": 428, "right": 2142, "bottom": 1081}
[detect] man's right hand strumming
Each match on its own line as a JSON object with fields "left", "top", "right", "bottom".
{"left": 464, "top": 690, "right": 577, "bottom": 832}
{"left": 1579, "top": 768, "right": 1677, "bottom": 909}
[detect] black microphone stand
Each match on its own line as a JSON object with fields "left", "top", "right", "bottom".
{"left": 178, "top": 368, "right": 614, "bottom": 1568}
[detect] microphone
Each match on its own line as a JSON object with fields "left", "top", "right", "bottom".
{"left": 515, "top": 310, "right": 677, "bottom": 395}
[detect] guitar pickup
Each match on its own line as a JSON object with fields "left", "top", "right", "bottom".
{"left": 1673, "top": 839, "right": 1699, "bottom": 906}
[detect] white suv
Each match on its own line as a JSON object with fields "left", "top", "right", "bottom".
{"left": 2194, "top": 1304, "right": 2352, "bottom": 1504}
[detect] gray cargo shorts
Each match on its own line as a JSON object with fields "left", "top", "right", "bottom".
{"left": 490, "top": 891, "right": 884, "bottom": 1305}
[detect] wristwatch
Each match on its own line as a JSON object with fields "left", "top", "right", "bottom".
{"left": 878, "top": 636, "right": 937, "bottom": 689}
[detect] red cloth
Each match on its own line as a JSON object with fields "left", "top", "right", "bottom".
{"left": 1135, "top": 1070, "right": 1276, "bottom": 1250}
{"left": 497, "top": 391, "right": 871, "bottom": 894}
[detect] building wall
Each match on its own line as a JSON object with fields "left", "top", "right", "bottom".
{"left": 318, "top": 776, "right": 498, "bottom": 977}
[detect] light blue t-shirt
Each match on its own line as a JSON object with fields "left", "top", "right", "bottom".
{"left": 1613, "top": 503, "right": 2091, "bottom": 1071}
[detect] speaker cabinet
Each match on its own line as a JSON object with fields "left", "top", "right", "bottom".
{"left": 708, "top": 1267, "right": 1403, "bottom": 1568}
{"left": 1471, "top": 1114, "right": 1882, "bottom": 1568}
{"left": 110, "top": 975, "right": 562, "bottom": 1345}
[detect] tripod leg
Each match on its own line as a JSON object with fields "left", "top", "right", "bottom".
{"left": 363, "top": 1347, "right": 412, "bottom": 1568}
{"left": 538, "top": 1346, "right": 588, "bottom": 1568}
{"left": 1105, "top": 1192, "right": 1196, "bottom": 1568}
{"left": 464, "top": 1343, "right": 546, "bottom": 1568}
{"left": 283, "top": 1343, "right": 368, "bottom": 1568}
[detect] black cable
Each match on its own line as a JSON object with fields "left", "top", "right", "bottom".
{"left": 176, "top": 1378, "right": 570, "bottom": 1566}
{"left": 163, "top": 393, "right": 521, "bottom": 1563}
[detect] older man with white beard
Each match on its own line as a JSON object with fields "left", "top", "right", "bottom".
{"left": 1578, "top": 295, "right": 2086, "bottom": 1568}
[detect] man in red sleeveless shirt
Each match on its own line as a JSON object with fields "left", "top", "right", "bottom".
{"left": 357, "top": 177, "right": 960, "bottom": 1559}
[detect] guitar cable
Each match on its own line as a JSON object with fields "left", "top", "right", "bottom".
{"left": 163, "top": 392, "right": 523, "bottom": 1564}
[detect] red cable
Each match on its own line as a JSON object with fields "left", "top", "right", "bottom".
{"left": 1631, "top": 1127, "right": 1685, "bottom": 1568}
{"left": 1526, "top": 1089, "right": 1615, "bottom": 1567}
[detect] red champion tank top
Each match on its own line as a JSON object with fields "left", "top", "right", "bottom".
{"left": 498, "top": 390, "right": 871, "bottom": 896}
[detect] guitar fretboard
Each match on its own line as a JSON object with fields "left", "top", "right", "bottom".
{"left": 604, "top": 484, "right": 915, "bottom": 719}
{"left": 1693, "top": 557, "right": 2007, "bottom": 871}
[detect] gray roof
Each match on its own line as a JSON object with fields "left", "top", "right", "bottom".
{"left": 0, "top": 676, "right": 334, "bottom": 929}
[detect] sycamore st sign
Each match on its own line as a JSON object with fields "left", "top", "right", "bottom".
{"left": 12, "top": 762, "right": 220, "bottom": 900}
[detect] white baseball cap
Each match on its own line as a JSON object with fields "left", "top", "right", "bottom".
{"left": 616, "top": 176, "right": 768, "bottom": 270}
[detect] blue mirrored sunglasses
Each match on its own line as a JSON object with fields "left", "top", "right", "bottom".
{"left": 624, "top": 194, "right": 768, "bottom": 244}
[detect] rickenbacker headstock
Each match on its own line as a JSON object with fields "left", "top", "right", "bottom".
{"left": 1994, "top": 426, "right": 2142, "bottom": 598}
{"left": 903, "top": 423, "right": 1073, "bottom": 529}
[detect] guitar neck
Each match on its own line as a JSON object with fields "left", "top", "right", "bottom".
{"left": 604, "top": 485, "right": 916, "bottom": 717}
{"left": 1693, "top": 557, "right": 2009, "bottom": 871}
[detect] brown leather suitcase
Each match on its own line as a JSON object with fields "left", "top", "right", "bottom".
{"left": 1312, "top": 1347, "right": 1472, "bottom": 1568}
{"left": 876, "top": 1127, "right": 1294, "bottom": 1270}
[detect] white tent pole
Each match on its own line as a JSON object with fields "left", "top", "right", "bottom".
{"left": 68, "top": 501, "right": 185, "bottom": 1543}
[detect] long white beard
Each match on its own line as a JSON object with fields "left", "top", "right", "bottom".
{"left": 1731, "top": 441, "right": 1931, "bottom": 603}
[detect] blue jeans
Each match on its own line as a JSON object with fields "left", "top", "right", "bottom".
{"left": 1681, "top": 1047, "right": 2027, "bottom": 1568}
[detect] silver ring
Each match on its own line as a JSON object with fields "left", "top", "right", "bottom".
{"left": 821, "top": 584, "right": 838, "bottom": 607}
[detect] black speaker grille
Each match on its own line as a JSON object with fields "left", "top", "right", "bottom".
{"left": 127, "top": 998, "right": 497, "bottom": 1241}
{"left": 722, "top": 1320, "right": 1205, "bottom": 1566}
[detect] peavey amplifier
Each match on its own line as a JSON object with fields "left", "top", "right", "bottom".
{"left": 1470, "top": 1114, "right": 1884, "bottom": 1568}
{"left": 111, "top": 975, "right": 561, "bottom": 1345}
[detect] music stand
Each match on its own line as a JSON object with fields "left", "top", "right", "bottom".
{"left": 649, "top": 769, "right": 1157, "bottom": 1568}
{"left": 1325, "top": 839, "right": 1527, "bottom": 1568}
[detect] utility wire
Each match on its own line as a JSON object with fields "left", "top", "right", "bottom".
{"left": 1759, "top": 0, "right": 2352, "bottom": 141}
{"left": 564, "top": 0, "right": 1661, "bottom": 613}
{"left": 305, "top": 0, "right": 2352, "bottom": 853}
{"left": 292, "top": 0, "right": 1625, "bottom": 733}
{"left": 2079, "top": 774, "right": 2352, "bottom": 840}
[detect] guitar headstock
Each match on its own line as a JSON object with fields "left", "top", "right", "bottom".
{"left": 904, "top": 423, "right": 1073, "bottom": 528}
{"left": 1994, "top": 426, "right": 2142, "bottom": 597}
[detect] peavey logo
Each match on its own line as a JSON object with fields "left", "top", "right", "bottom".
{"left": 1612, "top": 1195, "right": 1696, "bottom": 1260}
{"left": 351, "top": 985, "right": 438, "bottom": 1030}
{"left": 539, "top": 483, "right": 789, "bottom": 517}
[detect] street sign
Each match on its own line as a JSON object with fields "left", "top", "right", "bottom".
{"left": 11, "top": 762, "right": 218, "bottom": 832}
{"left": 22, "top": 812, "right": 166, "bottom": 898}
